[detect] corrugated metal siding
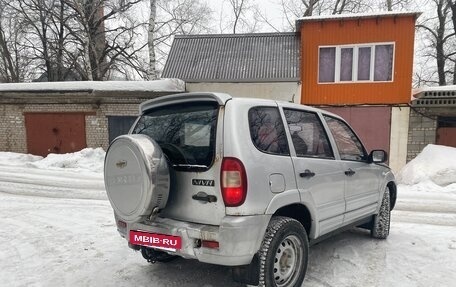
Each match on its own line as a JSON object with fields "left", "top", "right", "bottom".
{"left": 162, "top": 33, "right": 300, "bottom": 82}
{"left": 300, "top": 15, "right": 416, "bottom": 105}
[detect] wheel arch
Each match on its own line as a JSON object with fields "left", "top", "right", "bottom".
{"left": 387, "top": 181, "right": 397, "bottom": 210}
{"left": 273, "top": 203, "right": 313, "bottom": 239}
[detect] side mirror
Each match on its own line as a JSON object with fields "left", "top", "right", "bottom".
{"left": 369, "top": 150, "right": 387, "bottom": 163}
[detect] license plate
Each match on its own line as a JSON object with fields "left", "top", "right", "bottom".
{"left": 130, "top": 230, "right": 182, "bottom": 251}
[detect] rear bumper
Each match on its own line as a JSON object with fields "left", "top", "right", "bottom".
{"left": 117, "top": 214, "right": 271, "bottom": 266}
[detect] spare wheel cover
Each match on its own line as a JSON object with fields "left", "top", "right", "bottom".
{"left": 104, "top": 134, "right": 170, "bottom": 223}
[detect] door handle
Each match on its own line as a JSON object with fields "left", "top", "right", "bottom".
{"left": 345, "top": 168, "right": 356, "bottom": 176}
{"left": 192, "top": 192, "right": 217, "bottom": 203}
{"left": 299, "top": 169, "right": 315, "bottom": 178}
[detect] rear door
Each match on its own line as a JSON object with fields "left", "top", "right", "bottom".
{"left": 283, "top": 108, "right": 346, "bottom": 236}
{"left": 323, "top": 115, "right": 380, "bottom": 224}
{"left": 132, "top": 101, "right": 225, "bottom": 225}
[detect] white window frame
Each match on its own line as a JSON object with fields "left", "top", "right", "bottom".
{"left": 318, "top": 42, "right": 395, "bottom": 84}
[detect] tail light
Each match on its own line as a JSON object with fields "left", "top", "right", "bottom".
{"left": 221, "top": 157, "right": 247, "bottom": 207}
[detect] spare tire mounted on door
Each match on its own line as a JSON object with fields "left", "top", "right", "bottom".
{"left": 104, "top": 134, "right": 170, "bottom": 223}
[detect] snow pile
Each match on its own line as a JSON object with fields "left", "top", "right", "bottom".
{"left": 397, "top": 144, "right": 456, "bottom": 192}
{"left": 0, "top": 149, "right": 106, "bottom": 199}
{"left": 28, "top": 148, "right": 105, "bottom": 173}
{"left": 0, "top": 78, "right": 185, "bottom": 92}
{"left": 0, "top": 152, "right": 43, "bottom": 166}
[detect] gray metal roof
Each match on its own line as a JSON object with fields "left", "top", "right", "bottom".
{"left": 162, "top": 33, "right": 300, "bottom": 82}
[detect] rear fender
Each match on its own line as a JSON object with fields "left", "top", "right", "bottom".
{"left": 265, "top": 190, "right": 318, "bottom": 239}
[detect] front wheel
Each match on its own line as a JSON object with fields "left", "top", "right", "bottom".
{"left": 371, "top": 186, "right": 391, "bottom": 239}
{"left": 258, "top": 216, "right": 309, "bottom": 287}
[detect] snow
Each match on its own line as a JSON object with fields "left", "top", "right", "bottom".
{"left": 0, "top": 78, "right": 185, "bottom": 93}
{"left": 0, "top": 149, "right": 106, "bottom": 200}
{"left": 413, "top": 85, "right": 456, "bottom": 98}
{"left": 296, "top": 11, "right": 421, "bottom": 22}
{"left": 397, "top": 144, "right": 456, "bottom": 193}
{"left": 28, "top": 148, "right": 106, "bottom": 173}
{"left": 1, "top": 148, "right": 456, "bottom": 286}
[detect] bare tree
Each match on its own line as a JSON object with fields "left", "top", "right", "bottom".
{"left": 64, "top": 0, "right": 146, "bottom": 80}
{"left": 304, "top": 0, "right": 320, "bottom": 16}
{"left": 417, "top": 0, "right": 454, "bottom": 86}
{"left": 147, "top": 0, "right": 213, "bottom": 77}
{"left": 448, "top": 0, "right": 456, "bottom": 84}
{"left": 148, "top": 0, "right": 158, "bottom": 80}
{"left": 229, "top": 0, "right": 247, "bottom": 33}
{"left": 222, "top": 0, "right": 260, "bottom": 33}
{"left": 277, "top": 0, "right": 370, "bottom": 30}
{"left": 0, "top": 0, "right": 40, "bottom": 82}
{"left": 5, "top": 0, "right": 57, "bottom": 81}
{"left": 0, "top": 2, "right": 19, "bottom": 82}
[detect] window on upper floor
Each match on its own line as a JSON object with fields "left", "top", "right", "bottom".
{"left": 319, "top": 43, "right": 394, "bottom": 83}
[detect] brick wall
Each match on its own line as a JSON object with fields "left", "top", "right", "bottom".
{"left": 0, "top": 102, "right": 141, "bottom": 154}
{"left": 0, "top": 105, "right": 27, "bottom": 153}
{"left": 407, "top": 108, "right": 437, "bottom": 161}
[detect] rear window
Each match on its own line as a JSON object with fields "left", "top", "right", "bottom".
{"left": 133, "top": 102, "right": 218, "bottom": 171}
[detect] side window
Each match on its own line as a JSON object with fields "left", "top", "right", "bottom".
{"left": 248, "top": 107, "right": 289, "bottom": 155}
{"left": 324, "top": 116, "right": 367, "bottom": 161}
{"left": 284, "top": 109, "right": 334, "bottom": 159}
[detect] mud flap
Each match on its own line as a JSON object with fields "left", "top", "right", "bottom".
{"left": 232, "top": 253, "right": 260, "bottom": 286}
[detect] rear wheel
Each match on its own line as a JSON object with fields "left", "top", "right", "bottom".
{"left": 258, "top": 216, "right": 308, "bottom": 287}
{"left": 371, "top": 186, "right": 391, "bottom": 239}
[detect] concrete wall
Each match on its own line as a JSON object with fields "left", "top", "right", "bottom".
{"left": 186, "top": 82, "right": 302, "bottom": 103}
{"left": 389, "top": 107, "right": 410, "bottom": 173}
{"left": 0, "top": 103, "right": 140, "bottom": 154}
{"left": 407, "top": 108, "right": 437, "bottom": 162}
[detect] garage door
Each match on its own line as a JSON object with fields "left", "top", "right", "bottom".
{"left": 25, "top": 113, "right": 87, "bottom": 156}
{"left": 437, "top": 117, "right": 456, "bottom": 148}
{"left": 107, "top": 116, "right": 137, "bottom": 143}
{"left": 321, "top": 106, "right": 391, "bottom": 154}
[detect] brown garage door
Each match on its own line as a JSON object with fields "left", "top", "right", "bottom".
{"left": 436, "top": 117, "right": 456, "bottom": 148}
{"left": 321, "top": 106, "right": 391, "bottom": 154}
{"left": 25, "top": 113, "right": 87, "bottom": 156}
{"left": 437, "top": 128, "right": 456, "bottom": 147}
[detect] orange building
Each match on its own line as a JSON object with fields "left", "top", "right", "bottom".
{"left": 296, "top": 12, "right": 420, "bottom": 171}
{"left": 161, "top": 12, "right": 420, "bottom": 171}
{"left": 297, "top": 12, "right": 420, "bottom": 105}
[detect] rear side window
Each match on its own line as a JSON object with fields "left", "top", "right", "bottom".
{"left": 133, "top": 102, "right": 218, "bottom": 170}
{"left": 284, "top": 109, "right": 334, "bottom": 159}
{"left": 248, "top": 107, "right": 289, "bottom": 155}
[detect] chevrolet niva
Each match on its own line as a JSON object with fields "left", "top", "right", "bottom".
{"left": 104, "top": 92, "right": 396, "bottom": 287}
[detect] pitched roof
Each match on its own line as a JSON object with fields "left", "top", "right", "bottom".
{"left": 162, "top": 33, "right": 300, "bottom": 82}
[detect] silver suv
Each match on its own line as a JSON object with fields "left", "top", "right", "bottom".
{"left": 104, "top": 92, "right": 396, "bottom": 287}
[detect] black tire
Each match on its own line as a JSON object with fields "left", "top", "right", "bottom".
{"left": 258, "top": 216, "right": 309, "bottom": 287}
{"left": 371, "top": 186, "right": 391, "bottom": 239}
